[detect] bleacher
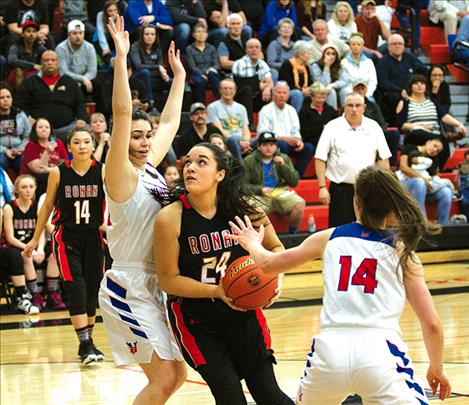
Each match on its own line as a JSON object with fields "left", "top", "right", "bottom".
{"left": 4, "top": 0, "right": 468, "bottom": 237}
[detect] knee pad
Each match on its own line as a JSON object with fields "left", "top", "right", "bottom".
{"left": 62, "top": 281, "right": 87, "bottom": 316}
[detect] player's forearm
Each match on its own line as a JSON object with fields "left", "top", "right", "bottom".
{"left": 159, "top": 274, "right": 220, "bottom": 298}
{"left": 5, "top": 235, "right": 25, "bottom": 250}
{"left": 156, "top": 72, "right": 185, "bottom": 134}
{"left": 32, "top": 204, "right": 54, "bottom": 243}
{"left": 421, "top": 319, "right": 444, "bottom": 369}
{"left": 112, "top": 55, "right": 132, "bottom": 115}
{"left": 246, "top": 242, "right": 278, "bottom": 273}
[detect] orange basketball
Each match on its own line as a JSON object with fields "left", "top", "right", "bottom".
{"left": 222, "top": 255, "right": 278, "bottom": 310}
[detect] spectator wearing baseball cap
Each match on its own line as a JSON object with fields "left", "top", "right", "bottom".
{"left": 355, "top": 0, "right": 391, "bottom": 59}
{"left": 175, "top": 102, "right": 222, "bottom": 158}
{"left": 6, "top": 20, "right": 47, "bottom": 90}
{"left": 244, "top": 131, "right": 305, "bottom": 234}
{"left": 55, "top": 19, "right": 98, "bottom": 101}
{"left": 4, "top": 0, "right": 55, "bottom": 50}
{"left": 62, "top": 0, "right": 94, "bottom": 33}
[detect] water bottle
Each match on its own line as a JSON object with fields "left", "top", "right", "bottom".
{"left": 308, "top": 214, "right": 316, "bottom": 234}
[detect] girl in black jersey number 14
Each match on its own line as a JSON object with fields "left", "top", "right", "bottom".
{"left": 24, "top": 129, "right": 106, "bottom": 366}
{"left": 154, "top": 143, "right": 294, "bottom": 405}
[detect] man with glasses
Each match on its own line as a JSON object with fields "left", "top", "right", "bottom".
{"left": 314, "top": 92, "right": 391, "bottom": 227}
{"left": 376, "top": 33, "right": 428, "bottom": 125}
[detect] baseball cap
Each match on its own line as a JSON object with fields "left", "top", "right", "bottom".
{"left": 361, "top": 0, "right": 376, "bottom": 6}
{"left": 257, "top": 132, "right": 277, "bottom": 144}
{"left": 352, "top": 77, "right": 369, "bottom": 87}
{"left": 190, "top": 102, "right": 206, "bottom": 114}
{"left": 67, "top": 20, "right": 85, "bottom": 33}
{"left": 22, "top": 20, "right": 38, "bottom": 31}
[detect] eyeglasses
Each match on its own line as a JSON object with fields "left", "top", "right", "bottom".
{"left": 431, "top": 73, "right": 444, "bottom": 77}
{"left": 345, "top": 103, "right": 363, "bottom": 109}
{"left": 389, "top": 42, "right": 404, "bottom": 46}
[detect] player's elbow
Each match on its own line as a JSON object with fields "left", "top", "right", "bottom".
{"left": 422, "top": 317, "right": 442, "bottom": 337}
{"left": 156, "top": 272, "right": 175, "bottom": 294}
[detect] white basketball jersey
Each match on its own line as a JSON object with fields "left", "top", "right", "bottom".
{"left": 320, "top": 222, "right": 406, "bottom": 333}
{"left": 106, "top": 162, "right": 169, "bottom": 266}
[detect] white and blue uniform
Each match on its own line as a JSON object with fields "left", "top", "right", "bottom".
{"left": 297, "top": 222, "right": 429, "bottom": 405}
{"left": 98, "top": 163, "right": 183, "bottom": 365}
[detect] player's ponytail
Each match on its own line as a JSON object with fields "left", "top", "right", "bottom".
{"left": 355, "top": 166, "right": 440, "bottom": 276}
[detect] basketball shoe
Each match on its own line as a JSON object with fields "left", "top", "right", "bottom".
{"left": 47, "top": 291, "right": 66, "bottom": 310}
{"left": 15, "top": 292, "right": 40, "bottom": 315}
{"left": 32, "top": 292, "right": 46, "bottom": 310}
{"left": 90, "top": 339, "right": 105, "bottom": 361}
{"left": 78, "top": 340, "right": 98, "bottom": 366}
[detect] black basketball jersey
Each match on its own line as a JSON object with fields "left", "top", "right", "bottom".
{"left": 52, "top": 160, "right": 105, "bottom": 231}
{"left": 8, "top": 199, "right": 37, "bottom": 243}
{"left": 177, "top": 195, "right": 247, "bottom": 286}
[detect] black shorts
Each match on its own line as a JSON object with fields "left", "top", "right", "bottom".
{"left": 0, "top": 246, "right": 24, "bottom": 277}
{"left": 167, "top": 298, "right": 275, "bottom": 379}
{"left": 52, "top": 225, "right": 104, "bottom": 284}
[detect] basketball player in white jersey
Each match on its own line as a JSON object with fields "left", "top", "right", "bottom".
{"left": 229, "top": 166, "right": 451, "bottom": 404}
{"left": 97, "top": 16, "right": 186, "bottom": 405}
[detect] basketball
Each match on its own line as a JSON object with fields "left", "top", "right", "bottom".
{"left": 222, "top": 255, "right": 278, "bottom": 310}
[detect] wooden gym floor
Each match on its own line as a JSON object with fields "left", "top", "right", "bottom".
{"left": 1, "top": 250, "right": 468, "bottom": 405}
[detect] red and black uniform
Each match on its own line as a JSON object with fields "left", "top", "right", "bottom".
{"left": 167, "top": 195, "right": 293, "bottom": 405}
{"left": 51, "top": 160, "right": 105, "bottom": 316}
{"left": 2, "top": 200, "right": 37, "bottom": 278}
{"left": 8, "top": 199, "right": 37, "bottom": 244}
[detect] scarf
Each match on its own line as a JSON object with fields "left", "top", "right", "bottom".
{"left": 289, "top": 57, "right": 309, "bottom": 90}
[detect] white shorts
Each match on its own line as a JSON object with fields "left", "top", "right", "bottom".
{"left": 296, "top": 329, "right": 429, "bottom": 405}
{"left": 98, "top": 262, "right": 183, "bottom": 366}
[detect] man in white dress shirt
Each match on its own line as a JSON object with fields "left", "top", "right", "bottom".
{"left": 315, "top": 92, "right": 391, "bottom": 226}
{"left": 257, "top": 81, "right": 314, "bottom": 178}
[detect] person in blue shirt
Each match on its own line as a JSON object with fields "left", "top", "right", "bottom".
{"left": 259, "top": 0, "right": 299, "bottom": 45}
{"left": 124, "top": 0, "right": 173, "bottom": 54}
{"left": 453, "top": 14, "right": 469, "bottom": 69}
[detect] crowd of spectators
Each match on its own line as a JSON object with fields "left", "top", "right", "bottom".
{"left": 1, "top": 0, "right": 469, "bottom": 249}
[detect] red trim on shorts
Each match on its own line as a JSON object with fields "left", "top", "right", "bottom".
{"left": 171, "top": 301, "right": 206, "bottom": 367}
{"left": 101, "top": 198, "right": 106, "bottom": 225}
{"left": 52, "top": 226, "right": 73, "bottom": 281}
{"left": 255, "top": 308, "right": 271, "bottom": 349}
{"left": 180, "top": 194, "right": 191, "bottom": 209}
{"left": 51, "top": 206, "right": 61, "bottom": 225}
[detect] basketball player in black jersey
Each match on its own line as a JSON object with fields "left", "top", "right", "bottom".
{"left": 24, "top": 129, "right": 106, "bottom": 366}
{"left": 155, "top": 143, "right": 294, "bottom": 405}
{"left": 3, "top": 174, "right": 65, "bottom": 310}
